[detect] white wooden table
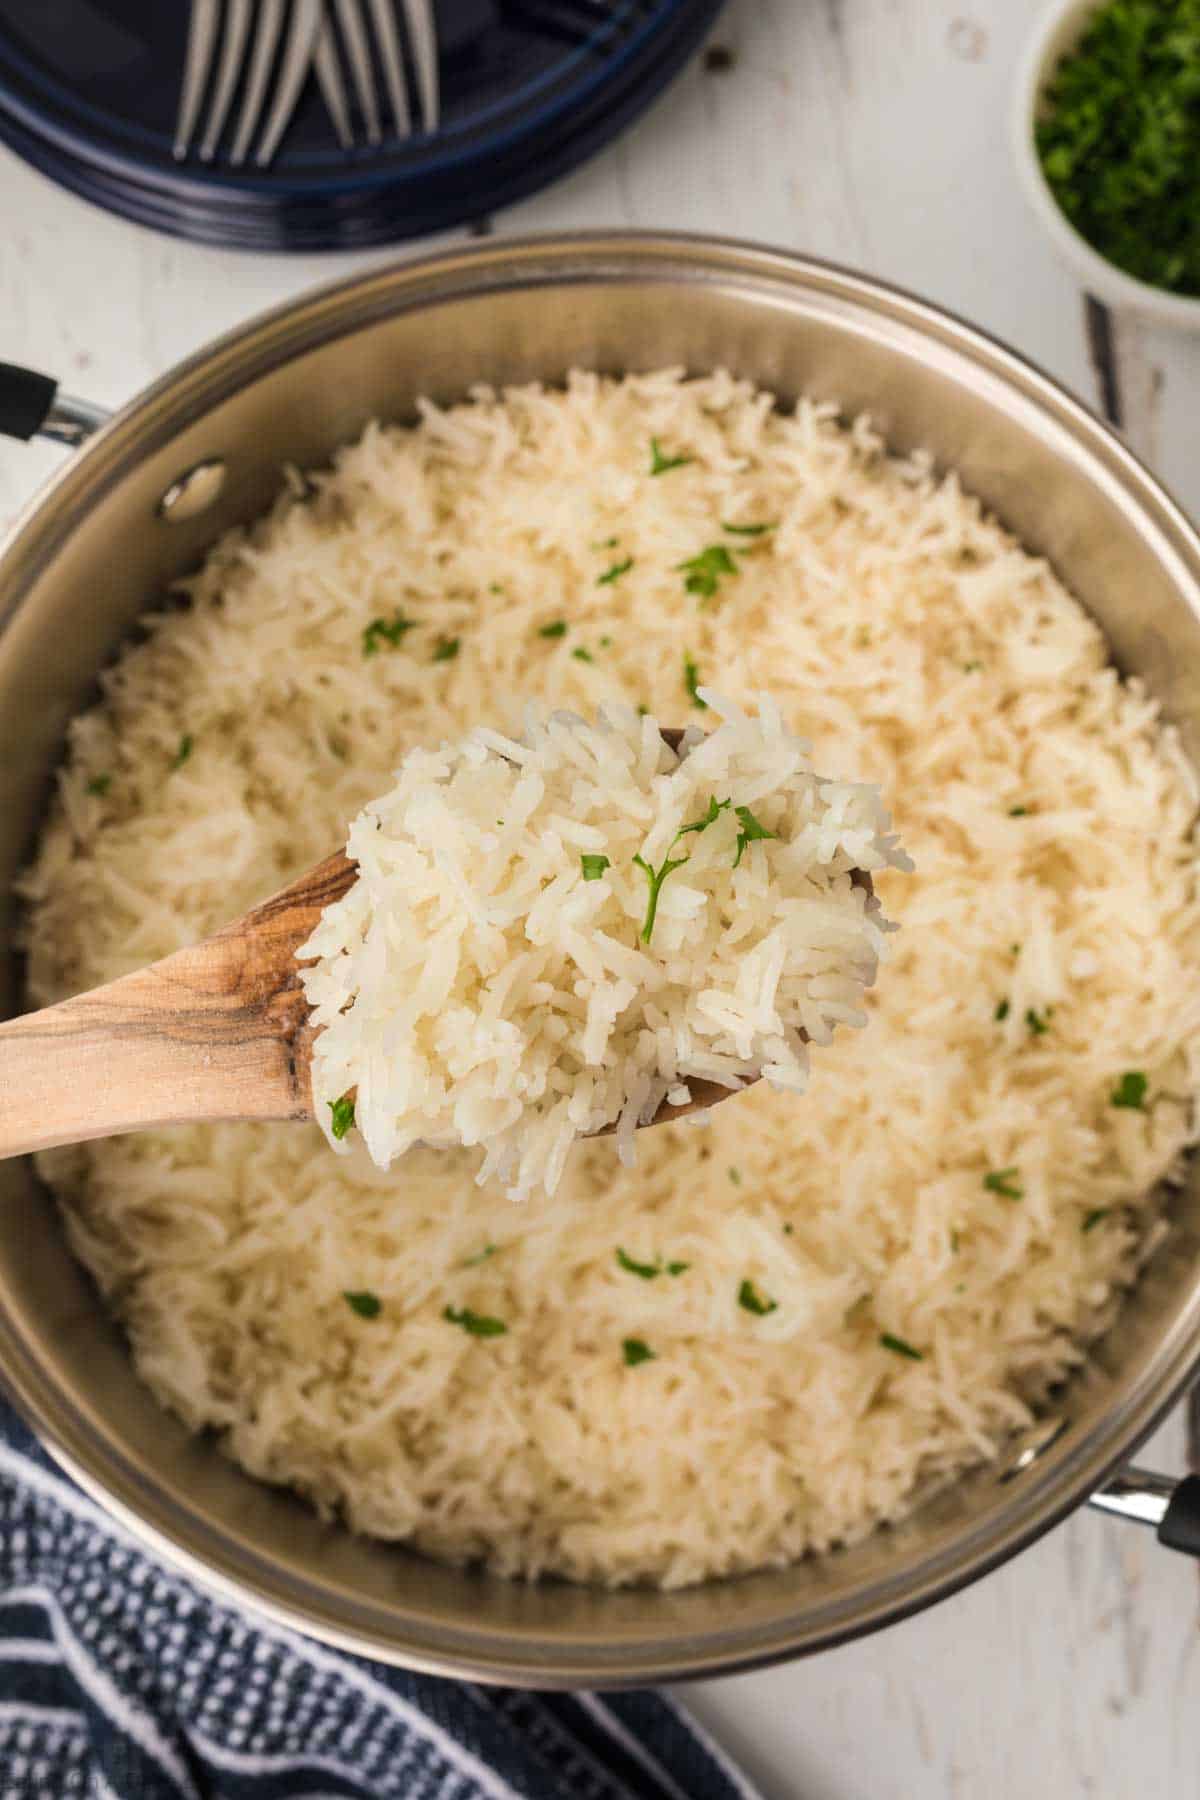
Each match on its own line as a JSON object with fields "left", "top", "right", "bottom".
{"left": 1, "top": 3, "right": 1197, "bottom": 1794}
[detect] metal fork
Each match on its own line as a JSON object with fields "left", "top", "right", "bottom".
{"left": 173, "top": 0, "right": 440, "bottom": 168}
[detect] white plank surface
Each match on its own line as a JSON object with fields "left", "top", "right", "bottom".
{"left": 1, "top": 3, "right": 1198, "bottom": 1795}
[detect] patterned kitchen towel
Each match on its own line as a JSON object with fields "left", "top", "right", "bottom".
{"left": 0, "top": 1397, "right": 762, "bottom": 1800}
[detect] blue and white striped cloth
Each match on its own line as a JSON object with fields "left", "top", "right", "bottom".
{"left": 0, "top": 1397, "right": 762, "bottom": 1800}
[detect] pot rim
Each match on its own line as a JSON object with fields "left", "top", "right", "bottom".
{"left": 4, "top": 230, "right": 1200, "bottom": 1685}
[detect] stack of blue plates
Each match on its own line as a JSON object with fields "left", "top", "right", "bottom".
{"left": 0, "top": 0, "right": 722, "bottom": 251}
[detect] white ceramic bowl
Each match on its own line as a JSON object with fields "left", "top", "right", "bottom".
{"left": 1014, "top": 0, "right": 1200, "bottom": 331}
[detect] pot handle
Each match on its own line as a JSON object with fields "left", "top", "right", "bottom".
{"left": 0, "top": 362, "right": 110, "bottom": 447}
{"left": 1090, "top": 1465, "right": 1200, "bottom": 1555}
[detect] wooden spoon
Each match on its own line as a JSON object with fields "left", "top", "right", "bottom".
{"left": 0, "top": 729, "right": 765, "bottom": 1161}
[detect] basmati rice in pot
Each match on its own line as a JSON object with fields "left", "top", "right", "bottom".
{"left": 300, "top": 698, "right": 910, "bottom": 1197}
{"left": 21, "top": 369, "right": 1200, "bottom": 1590}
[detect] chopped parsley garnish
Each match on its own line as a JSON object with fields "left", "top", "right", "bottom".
{"left": 362, "top": 611, "right": 415, "bottom": 656}
{"left": 432, "top": 636, "right": 460, "bottom": 663}
{"left": 678, "top": 544, "right": 737, "bottom": 602}
{"left": 678, "top": 795, "right": 731, "bottom": 837}
{"left": 488, "top": 582, "right": 504, "bottom": 595}
{"left": 328, "top": 1095, "right": 356, "bottom": 1140}
{"left": 597, "top": 556, "right": 633, "bottom": 586}
{"left": 995, "top": 998, "right": 1010, "bottom": 1022}
{"left": 633, "top": 849, "right": 689, "bottom": 944}
{"left": 462, "top": 1244, "right": 498, "bottom": 1267}
{"left": 599, "top": 635, "right": 613, "bottom": 648}
{"left": 636, "top": 704, "right": 650, "bottom": 716}
{"left": 1082, "top": 1209, "right": 1110, "bottom": 1233}
{"left": 86, "top": 774, "right": 112, "bottom": 797}
{"left": 443, "top": 1305, "right": 507, "bottom": 1338}
{"left": 1036, "top": 0, "right": 1200, "bottom": 297}
{"left": 733, "top": 805, "right": 777, "bottom": 869}
{"left": 171, "top": 734, "right": 193, "bottom": 770}
{"left": 683, "top": 653, "right": 707, "bottom": 709}
{"left": 649, "top": 438, "right": 693, "bottom": 476}
{"left": 1009, "top": 806, "right": 1029, "bottom": 817}
{"left": 622, "top": 1337, "right": 657, "bottom": 1366}
{"left": 581, "top": 854, "right": 611, "bottom": 881}
{"left": 1025, "top": 1007, "right": 1050, "bottom": 1036}
{"left": 950, "top": 1229, "right": 961, "bottom": 1253}
{"left": 539, "top": 620, "right": 568, "bottom": 639}
{"left": 880, "top": 1332, "right": 923, "bottom": 1361}
{"left": 573, "top": 646, "right": 595, "bottom": 663}
{"left": 728, "top": 1167, "right": 742, "bottom": 1185}
{"left": 963, "top": 660, "right": 982, "bottom": 673}
{"left": 632, "top": 791, "right": 732, "bottom": 942}
{"left": 592, "top": 536, "right": 619, "bottom": 549}
{"left": 1111, "top": 1070, "right": 1148, "bottom": 1110}
{"left": 343, "top": 1290, "right": 381, "bottom": 1318}
{"left": 616, "top": 1248, "right": 689, "bottom": 1280}
{"left": 783, "top": 1222, "right": 794, "bottom": 1234}
{"left": 738, "top": 1278, "right": 778, "bottom": 1317}
{"left": 721, "top": 520, "right": 776, "bottom": 536}
{"left": 983, "top": 1167, "right": 1024, "bottom": 1200}
{"left": 616, "top": 1248, "right": 661, "bottom": 1279}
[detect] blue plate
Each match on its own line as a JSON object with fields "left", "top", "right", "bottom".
{"left": 0, "top": 0, "right": 723, "bottom": 250}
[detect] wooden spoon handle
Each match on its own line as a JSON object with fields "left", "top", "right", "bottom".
{"left": 0, "top": 852, "right": 355, "bottom": 1159}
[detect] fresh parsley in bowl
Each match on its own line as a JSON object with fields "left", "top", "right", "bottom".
{"left": 1015, "top": 0, "right": 1200, "bottom": 328}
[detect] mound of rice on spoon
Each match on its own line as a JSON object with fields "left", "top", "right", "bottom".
{"left": 300, "top": 693, "right": 911, "bottom": 1197}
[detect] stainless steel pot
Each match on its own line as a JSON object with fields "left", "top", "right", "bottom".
{"left": 3, "top": 233, "right": 1200, "bottom": 1687}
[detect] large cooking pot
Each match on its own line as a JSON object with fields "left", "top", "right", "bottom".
{"left": 3, "top": 234, "right": 1200, "bottom": 1686}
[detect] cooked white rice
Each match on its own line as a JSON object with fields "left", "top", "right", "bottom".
{"left": 300, "top": 698, "right": 909, "bottom": 1198}
{"left": 22, "top": 369, "right": 1200, "bottom": 1589}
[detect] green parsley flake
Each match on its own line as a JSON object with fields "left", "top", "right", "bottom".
{"left": 86, "top": 774, "right": 111, "bottom": 797}
{"left": 462, "top": 1244, "right": 498, "bottom": 1267}
{"left": 597, "top": 557, "right": 633, "bottom": 586}
{"left": 616, "top": 1248, "right": 660, "bottom": 1279}
{"left": 362, "top": 611, "right": 416, "bottom": 656}
{"left": 983, "top": 1167, "right": 1024, "bottom": 1200}
{"left": 880, "top": 1332, "right": 923, "bottom": 1361}
{"left": 443, "top": 1305, "right": 507, "bottom": 1338}
{"left": 683, "top": 653, "right": 707, "bottom": 709}
{"left": 432, "top": 636, "right": 460, "bottom": 663}
{"left": 343, "top": 1290, "right": 381, "bottom": 1318}
{"left": 171, "top": 734, "right": 193, "bottom": 770}
{"left": 328, "top": 1095, "right": 356, "bottom": 1140}
{"left": 599, "top": 635, "right": 613, "bottom": 648}
{"left": 488, "top": 583, "right": 504, "bottom": 595}
{"left": 649, "top": 438, "right": 693, "bottom": 476}
{"left": 623, "top": 1337, "right": 657, "bottom": 1366}
{"left": 1025, "top": 1007, "right": 1050, "bottom": 1036}
{"left": 633, "top": 849, "right": 689, "bottom": 944}
{"left": 573, "top": 646, "right": 594, "bottom": 664}
{"left": 1082, "top": 1209, "right": 1110, "bottom": 1233}
{"left": 721, "top": 520, "right": 776, "bottom": 536}
{"left": 678, "top": 795, "right": 731, "bottom": 837}
{"left": 1111, "top": 1070, "right": 1148, "bottom": 1110}
{"left": 728, "top": 1167, "right": 742, "bottom": 1185}
{"left": 1036, "top": 0, "right": 1200, "bottom": 298}
{"left": 632, "top": 792, "right": 732, "bottom": 942}
{"left": 666, "top": 1261, "right": 690, "bottom": 1276}
{"left": 995, "top": 998, "right": 1010, "bottom": 1022}
{"left": 592, "top": 536, "right": 619, "bottom": 550}
{"left": 538, "top": 620, "right": 568, "bottom": 639}
{"left": 963, "top": 660, "right": 982, "bottom": 673}
{"left": 581, "top": 854, "right": 611, "bottom": 881}
{"left": 738, "top": 1278, "right": 778, "bottom": 1317}
{"left": 733, "top": 804, "right": 777, "bottom": 869}
{"left": 678, "top": 544, "right": 737, "bottom": 602}
{"left": 950, "top": 1229, "right": 961, "bottom": 1253}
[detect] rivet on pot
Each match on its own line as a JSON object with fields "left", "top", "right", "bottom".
{"left": 997, "top": 1417, "right": 1069, "bottom": 1483}
{"left": 157, "top": 459, "right": 226, "bottom": 523}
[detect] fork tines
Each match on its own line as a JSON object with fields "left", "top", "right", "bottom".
{"left": 173, "top": 0, "right": 440, "bottom": 168}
